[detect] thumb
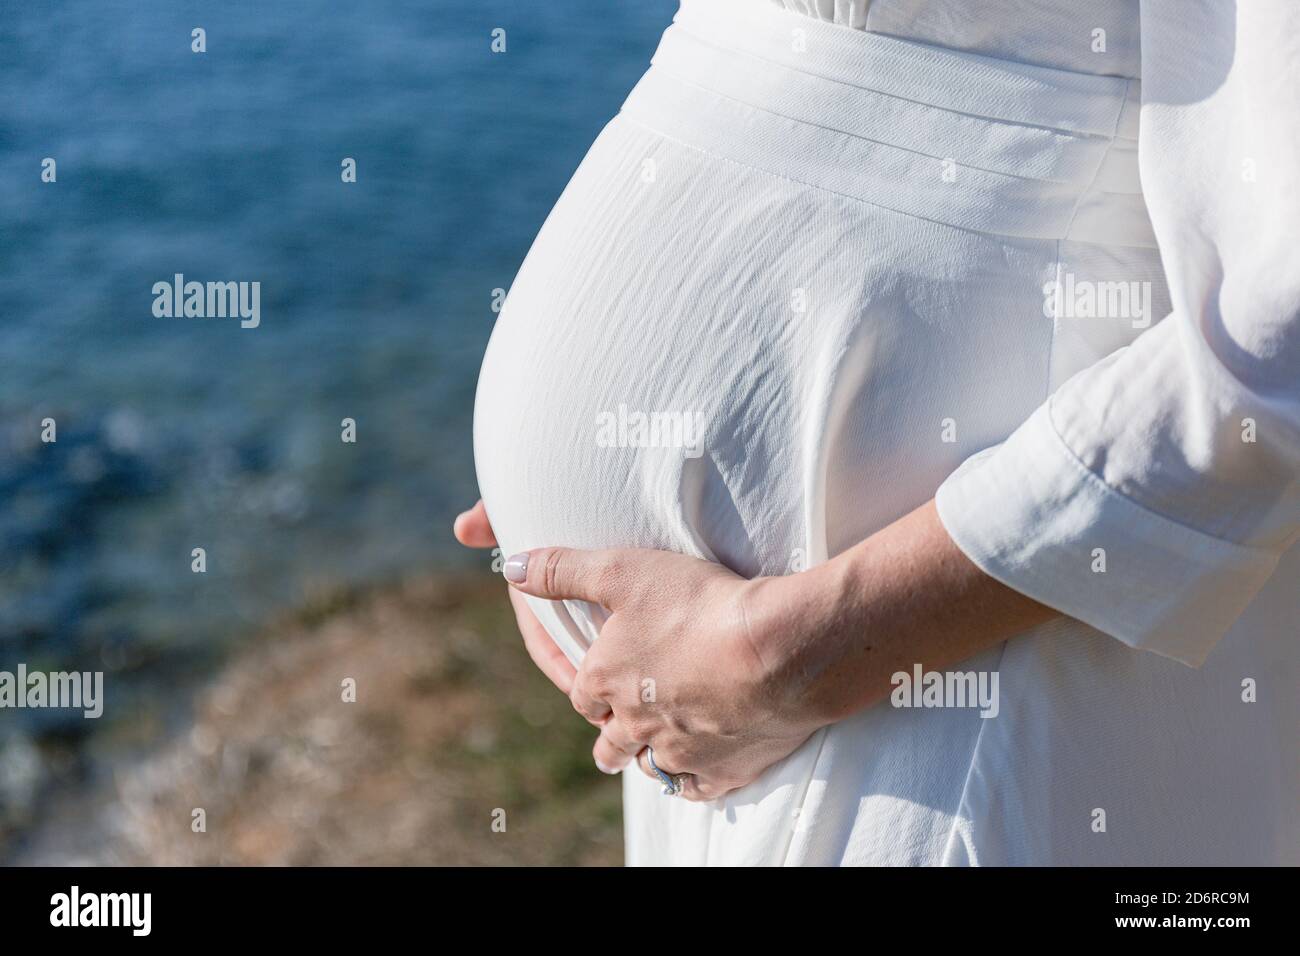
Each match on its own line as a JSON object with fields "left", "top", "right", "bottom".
{"left": 503, "top": 547, "right": 628, "bottom": 608}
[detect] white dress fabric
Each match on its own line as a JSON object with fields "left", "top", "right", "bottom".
{"left": 473, "top": 0, "right": 1299, "bottom": 865}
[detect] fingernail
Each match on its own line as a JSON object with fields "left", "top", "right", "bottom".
{"left": 503, "top": 553, "right": 528, "bottom": 583}
{"left": 595, "top": 759, "right": 623, "bottom": 775}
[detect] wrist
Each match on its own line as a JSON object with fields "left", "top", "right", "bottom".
{"left": 802, "top": 545, "right": 882, "bottom": 723}
{"left": 739, "top": 551, "right": 875, "bottom": 731}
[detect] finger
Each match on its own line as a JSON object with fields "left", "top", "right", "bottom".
{"left": 569, "top": 670, "right": 612, "bottom": 725}
{"left": 633, "top": 750, "right": 732, "bottom": 802}
{"left": 634, "top": 748, "right": 659, "bottom": 783}
{"left": 502, "top": 546, "right": 631, "bottom": 608}
{"left": 453, "top": 500, "right": 497, "bottom": 549}
{"left": 598, "top": 718, "right": 643, "bottom": 760}
{"left": 507, "top": 586, "right": 576, "bottom": 695}
{"left": 592, "top": 720, "right": 641, "bottom": 774}
{"left": 680, "top": 775, "right": 732, "bottom": 803}
{"left": 635, "top": 747, "right": 686, "bottom": 786}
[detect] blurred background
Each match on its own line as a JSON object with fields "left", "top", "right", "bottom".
{"left": 0, "top": 0, "right": 676, "bottom": 864}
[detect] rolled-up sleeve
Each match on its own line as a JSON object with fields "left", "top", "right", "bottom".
{"left": 935, "top": 0, "right": 1300, "bottom": 667}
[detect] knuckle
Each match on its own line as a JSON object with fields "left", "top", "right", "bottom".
{"left": 594, "top": 737, "right": 622, "bottom": 761}
{"left": 686, "top": 779, "right": 721, "bottom": 803}
{"left": 568, "top": 687, "right": 599, "bottom": 721}
{"left": 666, "top": 711, "right": 695, "bottom": 737}
{"left": 579, "top": 662, "right": 613, "bottom": 700}
{"left": 673, "top": 741, "right": 702, "bottom": 769}
{"left": 574, "top": 669, "right": 611, "bottom": 709}
{"left": 681, "top": 782, "right": 708, "bottom": 802}
{"left": 541, "top": 548, "right": 565, "bottom": 595}
{"left": 606, "top": 718, "right": 638, "bottom": 750}
{"left": 652, "top": 742, "right": 688, "bottom": 772}
{"left": 603, "top": 730, "right": 634, "bottom": 757}
{"left": 625, "top": 717, "right": 656, "bottom": 744}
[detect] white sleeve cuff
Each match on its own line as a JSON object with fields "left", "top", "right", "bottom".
{"left": 934, "top": 403, "right": 1280, "bottom": 667}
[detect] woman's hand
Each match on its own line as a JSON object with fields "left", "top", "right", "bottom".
{"left": 501, "top": 545, "right": 832, "bottom": 801}
{"left": 454, "top": 499, "right": 830, "bottom": 800}
{"left": 459, "top": 497, "right": 1056, "bottom": 803}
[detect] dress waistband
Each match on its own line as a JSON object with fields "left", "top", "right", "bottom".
{"left": 619, "top": 0, "right": 1155, "bottom": 246}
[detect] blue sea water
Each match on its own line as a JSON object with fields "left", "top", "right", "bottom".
{"left": 0, "top": 0, "right": 676, "bottom": 829}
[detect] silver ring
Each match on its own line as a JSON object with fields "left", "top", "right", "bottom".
{"left": 645, "top": 747, "right": 684, "bottom": 796}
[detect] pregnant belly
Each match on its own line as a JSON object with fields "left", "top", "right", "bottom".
{"left": 473, "top": 118, "right": 1057, "bottom": 658}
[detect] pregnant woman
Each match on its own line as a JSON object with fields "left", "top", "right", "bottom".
{"left": 460, "top": 0, "right": 1299, "bottom": 865}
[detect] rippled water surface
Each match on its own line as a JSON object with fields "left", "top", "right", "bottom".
{"left": 0, "top": 0, "right": 676, "bottom": 837}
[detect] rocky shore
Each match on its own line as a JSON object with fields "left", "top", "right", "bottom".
{"left": 9, "top": 573, "right": 622, "bottom": 865}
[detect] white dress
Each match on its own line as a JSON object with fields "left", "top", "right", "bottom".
{"left": 473, "top": 0, "right": 1300, "bottom": 865}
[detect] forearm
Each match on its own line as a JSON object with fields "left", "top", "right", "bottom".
{"left": 751, "top": 499, "right": 1057, "bottom": 727}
